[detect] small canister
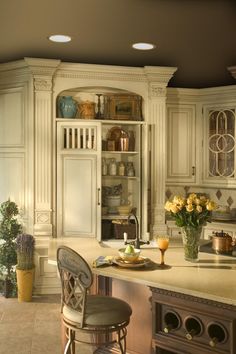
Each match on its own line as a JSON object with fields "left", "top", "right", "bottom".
{"left": 211, "top": 230, "right": 235, "bottom": 254}
{"left": 127, "top": 162, "right": 135, "bottom": 177}
{"left": 102, "top": 158, "right": 108, "bottom": 176}
{"left": 118, "top": 161, "right": 125, "bottom": 176}
{"left": 109, "top": 158, "right": 117, "bottom": 176}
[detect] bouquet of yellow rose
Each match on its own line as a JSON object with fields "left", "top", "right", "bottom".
{"left": 165, "top": 193, "right": 217, "bottom": 229}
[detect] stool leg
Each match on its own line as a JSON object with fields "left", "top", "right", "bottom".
{"left": 64, "top": 329, "right": 75, "bottom": 354}
{"left": 116, "top": 328, "right": 126, "bottom": 354}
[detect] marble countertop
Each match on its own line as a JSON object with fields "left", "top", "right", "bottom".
{"left": 48, "top": 237, "right": 236, "bottom": 306}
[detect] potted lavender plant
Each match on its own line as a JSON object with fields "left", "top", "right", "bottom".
{"left": 16, "top": 233, "right": 35, "bottom": 302}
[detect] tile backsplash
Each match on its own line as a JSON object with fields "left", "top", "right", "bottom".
{"left": 165, "top": 185, "right": 236, "bottom": 211}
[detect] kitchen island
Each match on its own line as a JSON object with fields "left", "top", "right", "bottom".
{"left": 48, "top": 238, "right": 236, "bottom": 354}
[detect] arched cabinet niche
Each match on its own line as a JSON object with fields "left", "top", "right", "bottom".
{"left": 55, "top": 86, "right": 149, "bottom": 244}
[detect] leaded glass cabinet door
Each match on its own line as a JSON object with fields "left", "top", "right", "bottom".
{"left": 204, "top": 107, "right": 236, "bottom": 186}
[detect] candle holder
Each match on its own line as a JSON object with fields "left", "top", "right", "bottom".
{"left": 96, "top": 94, "right": 103, "bottom": 119}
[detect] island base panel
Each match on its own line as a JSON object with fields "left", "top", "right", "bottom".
{"left": 151, "top": 287, "right": 236, "bottom": 354}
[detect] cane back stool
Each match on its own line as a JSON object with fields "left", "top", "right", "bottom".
{"left": 57, "top": 246, "right": 132, "bottom": 354}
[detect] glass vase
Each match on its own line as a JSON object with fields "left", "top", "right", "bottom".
{"left": 181, "top": 226, "right": 202, "bottom": 262}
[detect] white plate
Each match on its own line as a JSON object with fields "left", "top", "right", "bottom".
{"left": 113, "top": 256, "right": 151, "bottom": 268}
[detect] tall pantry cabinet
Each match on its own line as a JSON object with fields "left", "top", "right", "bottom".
{"left": 0, "top": 58, "right": 176, "bottom": 294}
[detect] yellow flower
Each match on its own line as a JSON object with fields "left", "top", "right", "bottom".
{"left": 164, "top": 201, "right": 172, "bottom": 212}
{"left": 186, "top": 204, "right": 194, "bottom": 212}
{"left": 206, "top": 201, "right": 217, "bottom": 211}
{"left": 188, "top": 193, "right": 197, "bottom": 201}
{"left": 170, "top": 204, "right": 179, "bottom": 214}
{"left": 200, "top": 195, "right": 207, "bottom": 204}
{"left": 196, "top": 205, "right": 202, "bottom": 213}
{"left": 165, "top": 194, "right": 218, "bottom": 228}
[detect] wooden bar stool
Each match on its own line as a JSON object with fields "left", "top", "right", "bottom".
{"left": 57, "top": 246, "right": 132, "bottom": 354}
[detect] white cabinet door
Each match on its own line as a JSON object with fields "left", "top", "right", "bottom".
{"left": 166, "top": 104, "right": 196, "bottom": 184}
{"left": 57, "top": 121, "right": 101, "bottom": 239}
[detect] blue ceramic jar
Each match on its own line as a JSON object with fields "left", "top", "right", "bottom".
{"left": 58, "top": 96, "right": 77, "bottom": 118}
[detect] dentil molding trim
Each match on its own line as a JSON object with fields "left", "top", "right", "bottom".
{"left": 56, "top": 62, "right": 177, "bottom": 85}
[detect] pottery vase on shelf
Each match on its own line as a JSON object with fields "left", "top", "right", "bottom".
{"left": 78, "top": 100, "right": 95, "bottom": 119}
{"left": 58, "top": 96, "right": 77, "bottom": 118}
{"left": 181, "top": 226, "right": 202, "bottom": 262}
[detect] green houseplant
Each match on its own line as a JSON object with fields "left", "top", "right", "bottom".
{"left": 0, "top": 199, "right": 22, "bottom": 297}
{"left": 16, "top": 233, "right": 35, "bottom": 302}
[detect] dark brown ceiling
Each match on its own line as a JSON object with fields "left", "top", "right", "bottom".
{"left": 0, "top": 0, "right": 236, "bottom": 88}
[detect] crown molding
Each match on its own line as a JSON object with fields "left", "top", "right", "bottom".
{"left": 24, "top": 57, "right": 61, "bottom": 78}
{"left": 56, "top": 62, "right": 177, "bottom": 85}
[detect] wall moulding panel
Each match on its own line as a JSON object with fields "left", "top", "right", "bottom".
{"left": 34, "top": 248, "right": 60, "bottom": 295}
{"left": 0, "top": 64, "right": 34, "bottom": 233}
{"left": 0, "top": 153, "right": 25, "bottom": 207}
{"left": 0, "top": 86, "right": 25, "bottom": 147}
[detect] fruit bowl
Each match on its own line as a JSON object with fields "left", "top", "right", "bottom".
{"left": 118, "top": 247, "right": 141, "bottom": 262}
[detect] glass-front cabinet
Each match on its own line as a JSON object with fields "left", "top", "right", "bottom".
{"left": 101, "top": 121, "right": 143, "bottom": 241}
{"left": 203, "top": 105, "right": 236, "bottom": 186}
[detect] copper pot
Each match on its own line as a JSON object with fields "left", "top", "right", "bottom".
{"left": 211, "top": 231, "right": 235, "bottom": 254}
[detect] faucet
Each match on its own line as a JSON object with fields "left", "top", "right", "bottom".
{"left": 125, "top": 213, "right": 150, "bottom": 249}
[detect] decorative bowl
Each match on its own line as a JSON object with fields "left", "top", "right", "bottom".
{"left": 118, "top": 248, "right": 141, "bottom": 262}
{"left": 117, "top": 205, "right": 131, "bottom": 215}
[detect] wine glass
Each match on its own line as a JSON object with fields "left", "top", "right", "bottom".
{"left": 156, "top": 236, "right": 169, "bottom": 266}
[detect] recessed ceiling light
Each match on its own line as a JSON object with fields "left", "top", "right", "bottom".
{"left": 132, "top": 42, "right": 155, "bottom": 50}
{"left": 48, "top": 34, "right": 72, "bottom": 43}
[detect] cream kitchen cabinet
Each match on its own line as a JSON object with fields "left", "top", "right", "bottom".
{"left": 57, "top": 120, "right": 102, "bottom": 239}
{"left": 202, "top": 221, "right": 236, "bottom": 240}
{"left": 166, "top": 104, "right": 196, "bottom": 185}
{"left": 56, "top": 117, "right": 147, "bottom": 242}
{"left": 166, "top": 87, "right": 236, "bottom": 188}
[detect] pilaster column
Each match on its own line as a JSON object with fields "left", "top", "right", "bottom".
{"left": 144, "top": 67, "right": 177, "bottom": 235}
{"left": 25, "top": 58, "right": 60, "bottom": 237}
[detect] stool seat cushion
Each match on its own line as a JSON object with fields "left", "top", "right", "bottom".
{"left": 63, "top": 295, "right": 132, "bottom": 327}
